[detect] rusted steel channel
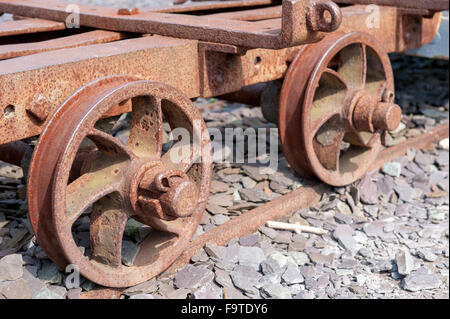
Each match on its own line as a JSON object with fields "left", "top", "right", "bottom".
{"left": 0, "top": 0, "right": 343, "bottom": 49}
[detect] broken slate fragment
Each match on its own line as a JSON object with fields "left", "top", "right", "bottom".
{"left": 0, "top": 254, "right": 23, "bottom": 282}
{"left": 37, "top": 260, "right": 62, "bottom": 285}
{"left": 230, "top": 265, "right": 262, "bottom": 295}
{"left": 193, "top": 281, "right": 223, "bottom": 299}
{"left": 281, "top": 264, "right": 304, "bottom": 285}
{"left": 333, "top": 225, "right": 357, "bottom": 253}
{"left": 204, "top": 243, "right": 225, "bottom": 260}
{"left": 239, "top": 234, "right": 260, "bottom": 247}
{"left": 211, "top": 214, "right": 230, "bottom": 225}
{"left": 174, "top": 265, "right": 214, "bottom": 289}
{"left": 0, "top": 279, "right": 32, "bottom": 299}
{"left": 122, "top": 240, "right": 140, "bottom": 266}
{"left": 259, "top": 226, "right": 279, "bottom": 239}
{"left": 238, "top": 246, "right": 265, "bottom": 271}
{"left": 261, "top": 283, "right": 292, "bottom": 299}
{"left": 287, "top": 252, "right": 309, "bottom": 266}
{"left": 357, "top": 175, "right": 378, "bottom": 205}
{"left": 402, "top": 267, "right": 441, "bottom": 292}
{"left": 396, "top": 250, "right": 416, "bottom": 276}
{"left": 382, "top": 162, "right": 402, "bottom": 177}
{"left": 122, "top": 279, "right": 158, "bottom": 296}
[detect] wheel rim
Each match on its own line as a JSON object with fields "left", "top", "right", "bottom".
{"left": 280, "top": 32, "right": 400, "bottom": 186}
{"left": 28, "top": 76, "right": 212, "bottom": 287}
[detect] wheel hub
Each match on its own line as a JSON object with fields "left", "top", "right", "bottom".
{"left": 350, "top": 91, "right": 402, "bottom": 133}
{"left": 128, "top": 161, "right": 199, "bottom": 221}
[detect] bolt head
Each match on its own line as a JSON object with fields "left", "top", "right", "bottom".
{"left": 160, "top": 179, "right": 198, "bottom": 218}
{"left": 117, "top": 8, "right": 139, "bottom": 15}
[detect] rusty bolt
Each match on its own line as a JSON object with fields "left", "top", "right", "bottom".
{"left": 382, "top": 89, "right": 395, "bottom": 103}
{"left": 26, "top": 95, "right": 50, "bottom": 122}
{"left": 372, "top": 102, "right": 402, "bottom": 132}
{"left": 306, "top": 0, "right": 342, "bottom": 33}
{"left": 154, "top": 171, "right": 198, "bottom": 218}
{"left": 352, "top": 93, "right": 402, "bottom": 132}
{"left": 117, "top": 8, "right": 139, "bottom": 15}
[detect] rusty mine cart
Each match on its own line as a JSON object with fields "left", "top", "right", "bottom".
{"left": 0, "top": 0, "right": 448, "bottom": 288}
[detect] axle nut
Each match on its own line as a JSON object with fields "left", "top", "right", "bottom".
{"left": 372, "top": 102, "right": 402, "bottom": 132}
{"left": 159, "top": 178, "right": 199, "bottom": 218}
{"left": 353, "top": 93, "right": 402, "bottom": 133}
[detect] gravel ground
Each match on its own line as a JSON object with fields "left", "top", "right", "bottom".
{"left": 0, "top": 0, "right": 449, "bottom": 300}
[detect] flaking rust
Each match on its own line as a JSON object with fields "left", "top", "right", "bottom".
{"left": 0, "top": 0, "right": 448, "bottom": 289}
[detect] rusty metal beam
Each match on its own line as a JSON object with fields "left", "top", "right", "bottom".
{"left": 206, "top": 5, "right": 282, "bottom": 20}
{"left": 0, "top": 0, "right": 342, "bottom": 49}
{"left": 0, "top": 17, "right": 64, "bottom": 37}
{"left": 0, "top": 36, "right": 200, "bottom": 145}
{"left": 0, "top": 30, "right": 126, "bottom": 60}
{"left": 334, "top": 0, "right": 449, "bottom": 11}
{"left": 153, "top": 0, "right": 276, "bottom": 13}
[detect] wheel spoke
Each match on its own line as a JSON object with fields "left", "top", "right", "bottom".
{"left": 337, "top": 43, "right": 366, "bottom": 90}
{"left": 310, "top": 69, "right": 347, "bottom": 136}
{"left": 313, "top": 117, "right": 345, "bottom": 172}
{"left": 90, "top": 193, "right": 128, "bottom": 268}
{"left": 88, "top": 128, "right": 136, "bottom": 159}
{"left": 65, "top": 155, "right": 128, "bottom": 226}
{"left": 128, "top": 96, "right": 163, "bottom": 158}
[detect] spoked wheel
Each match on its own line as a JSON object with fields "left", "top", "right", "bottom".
{"left": 279, "top": 32, "right": 402, "bottom": 186}
{"left": 28, "top": 76, "right": 212, "bottom": 287}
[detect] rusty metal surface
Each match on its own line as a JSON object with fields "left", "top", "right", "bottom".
{"left": 0, "top": 140, "right": 30, "bottom": 167}
{"left": 154, "top": 0, "right": 276, "bottom": 13}
{"left": 279, "top": 32, "right": 400, "bottom": 186}
{"left": 199, "top": 44, "right": 294, "bottom": 97}
{"left": 28, "top": 76, "right": 213, "bottom": 288}
{"left": 334, "top": 0, "right": 449, "bottom": 11}
{"left": 0, "top": 36, "right": 199, "bottom": 145}
{"left": 0, "top": 17, "right": 64, "bottom": 37}
{"left": 0, "top": 0, "right": 342, "bottom": 49}
{"left": 207, "top": 5, "right": 282, "bottom": 21}
{"left": 0, "top": 30, "right": 126, "bottom": 60}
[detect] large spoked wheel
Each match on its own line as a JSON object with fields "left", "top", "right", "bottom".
{"left": 28, "top": 76, "right": 212, "bottom": 287}
{"left": 279, "top": 32, "right": 402, "bottom": 186}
